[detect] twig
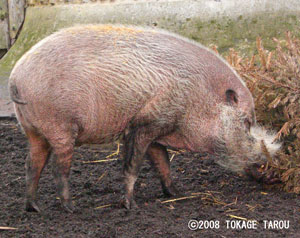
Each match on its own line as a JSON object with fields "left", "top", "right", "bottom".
{"left": 225, "top": 209, "right": 239, "bottom": 213}
{"left": 227, "top": 214, "right": 247, "bottom": 221}
{"left": 223, "top": 197, "right": 237, "bottom": 207}
{"left": 97, "top": 171, "right": 108, "bottom": 182}
{"left": 246, "top": 204, "right": 262, "bottom": 211}
{"left": 170, "top": 153, "right": 176, "bottom": 162}
{"left": 106, "top": 142, "right": 120, "bottom": 159}
{"left": 0, "top": 226, "right": 18, "bottom": 230}
{"left": 161, "top": 195, "right": 199, "bottom": 204}
{"left": 94, "top": 204, "right": 112, "bottom": 209}
{"left": 83, "top": 158, "right": 118, "bottom": 164}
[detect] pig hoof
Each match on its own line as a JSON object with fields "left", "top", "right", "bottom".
{"left": 122, "top": 197, "right": 138, "bottom": 210}
{"left": 25, "top": 201, "right": 41, "bottom": 213}
{"left": 162, "top": 183, "right": 180, "bottom": 197}
{"left": 61, "top": 200, "right": 75, "bottom": 213}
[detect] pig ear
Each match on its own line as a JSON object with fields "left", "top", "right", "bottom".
{"left": 226, "top": 89, "right": 238, "bottom": 105}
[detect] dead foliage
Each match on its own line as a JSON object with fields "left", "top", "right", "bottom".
{"left": 221, "top": 32, "right": 300, "bottom": 193}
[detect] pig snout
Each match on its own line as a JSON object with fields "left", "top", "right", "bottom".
{"left": 244, "top": 163, "right": 281, "bottom": 185}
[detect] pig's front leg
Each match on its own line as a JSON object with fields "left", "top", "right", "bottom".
{"left": 122, "top": 125, "right": 169, "bottom": 209}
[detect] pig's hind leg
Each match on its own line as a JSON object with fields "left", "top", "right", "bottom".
{"left": 146, "top": 142, "right": 179, "bottom": 197}
{"left": 51, "top": 145, "right": 75, "bottom": 212}
{"left": 46, "top": 125, "right": 78, "bottom": 213}
{"left": 25, "top": 130, "right": 52, "bottom": 212}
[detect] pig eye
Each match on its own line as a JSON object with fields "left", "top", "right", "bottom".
{"left": 226, "top": 89, "right": 238, "bottom": 105}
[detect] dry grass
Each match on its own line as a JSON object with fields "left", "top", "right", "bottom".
{"left": 222, "top": 32, "right": 300, "bottom": 193}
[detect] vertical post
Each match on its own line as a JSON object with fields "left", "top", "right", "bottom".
{"left": 0, "top": 0, "right": 11, "bottom": 50}
{"left": 8, "top": 0, "right": 25, "bottom": 45}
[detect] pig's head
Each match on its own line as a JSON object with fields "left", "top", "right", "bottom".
{"left": 214, "top": 102, "right": 281, "bottom": 183}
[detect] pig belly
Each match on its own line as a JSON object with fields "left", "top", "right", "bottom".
{"left": 157, "top": 132, "right": 192, "bottom": 151}
{"left": 157, "top": 132, "right": 215, "bottom": 154}
{"left": 75, "top": 116, "right": 129, "bottom": 145}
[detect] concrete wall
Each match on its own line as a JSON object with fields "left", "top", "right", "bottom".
{"left": 1, "top": 0, "right": 300, "bottom": 54}
{"left": 25, "top": 0, "right": 300, "bottom": 19}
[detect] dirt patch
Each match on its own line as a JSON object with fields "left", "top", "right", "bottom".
{"left": 0, "top": 119, "right": 299, "bottom": 238}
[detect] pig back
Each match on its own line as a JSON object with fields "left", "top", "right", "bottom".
{"left": 9, "top": 25, "right": 252, "bottom": 144}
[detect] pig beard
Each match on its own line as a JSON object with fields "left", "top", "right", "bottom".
{"left": 214, "top": 105, "right": 281, "bottom": 173}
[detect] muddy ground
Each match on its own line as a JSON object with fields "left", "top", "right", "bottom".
{"left": 0, "top": 118, "right": 299, "bottom": 238}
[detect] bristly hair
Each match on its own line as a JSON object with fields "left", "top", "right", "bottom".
{"left": 214, "top": 105, "right": 281, "bottom": 173}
